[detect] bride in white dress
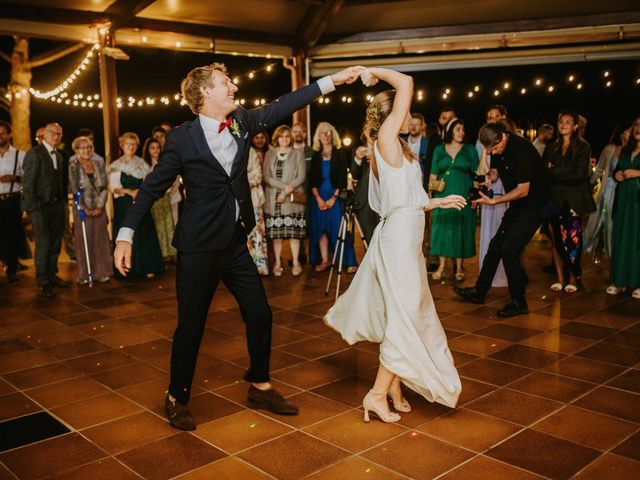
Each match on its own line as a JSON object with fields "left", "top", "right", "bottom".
{"left": 324, "top": 67, "right": 465, "bottom": 423}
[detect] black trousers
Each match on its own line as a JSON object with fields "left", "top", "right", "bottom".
{"left": 476, "top": 206, "right": 542, "bottom": 304}
{"left": 0, "top": 195, "right": 23, "bottom": 275}
{"left": 29, "top": 204, "right": 65, "bottom": 286}
{"left": 170, "top": 223, "right": 272, "bottom": 404}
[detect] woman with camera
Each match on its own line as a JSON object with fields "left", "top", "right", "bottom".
{"left": 429, "top": 118, "right": 479, "bottom": 281}
{"left": 263, "top": 125, "right": 307, "bottom": 277}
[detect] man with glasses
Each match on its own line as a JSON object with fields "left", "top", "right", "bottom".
{"left": 22, "top": 122, "right": 71, "bottom": 297}
{"left": 454, "top": 121, "right": 548, "bottom": 317}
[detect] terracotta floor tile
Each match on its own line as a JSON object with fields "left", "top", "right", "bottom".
{"left": 0, "top": 378, "right": 15, "bottom": 396}
{"left": 303, "top": 409, "right": 406, "bottom": 453}
{"left": 194, "top": 410, "right": 293, "bottom": 453}
{"left": 474, "top": 324, "right": 541, "bottom": 342}
{"left": 280, "top": 317, "right": 328, "bottom": 335}
{"left": 278, "top": 336, "right": 347, "bottom": 360}
{"left": 199, "top": 337, "right": 249, "bottom": 360}
{"left": 24, "top": 376, "right": 110, "bottom": 409}
{"left": 100, "top": 302, "right": 158, "bottom": 318}
{"left": 457, "top": 358, "right": 532, "bottom": 386}
{"left": 451, "top": 350, "right": 479, "bottom": 367}
{"left": 51, "top": 392, "right": 143, "bottom": 429}
{"left": 544, "top": 356, "right": 626, "bottom": 383}
{"left": 441, "top": 455, "right": 545, "bottom": 480}
{"left": 47, "top": 457, "right": 141, "bottom": 480}
{"left": 4, "top": 319, "right": 66, "bottom": 337}
{"left": 612, "top": 431, "right": 640, "bottom": 461}
{"left": 560, "top": 321, "right": 618, "bottom": 340}
{"left": 3, "top": 361, "right": 79, "bottom": 389}
{"left": 440, "top": 314, "right": 494, "bottom": 333}
{"left": 0, "top": 433, "right": 106, "bottom": 480}
{"left": 0, "top": 349, "right": 57, "bottom": 374}
{"left": 199, "top": 327, "right": 235, "bottom": 345}
{"left": 293, "top": 299, "right": 336, "bottom": 317}
{"left": 487, "top": 429, "right": 600, "bottom": 480}
{"left": 152, "top": 392, "right": 243, "bottom": 426}
{"left": 271, "top": 309, "right": 315, "bottom": 325}
{"left": 76, "top": 318, "right": 138, "bottom": 337}
{"left": 502, "top": 312, "right": 565, "bottom": 331}
{"left": 97, "top": 328, "right": 163, "bottom": 349}
{"left": 604, "top": 329, "right": 640, "bottom": 349}
{"left": 417, "top": 407, "right": 521, "bottom": 452}
{"left": 192, "top": 362, "right": 245, "bottom": 390}
{"left": 144, "top": 319, "right": 179, "bottom": 337}
{"left": 508, "top": 371, "right": 595, "bottom": 402}
{"left": 43, "top": 338, "right": 109, "bottom": 359}
{"left": 448, "top": 334, "right": 512, "bottom": 357}
{"left": 89, "top": 361, "right": 164, "bottom": 390}
{"left": 306, "top": 455, "right": 407, "bottom": 480}
{"left": 270, "top": 325, "right": 313, "bottom": 347}
{"left": 607, "top": 369, "right": 640, "bottom": 394}
{"left": 578, "top": 310, "right": 639, "bottom": 330}
{"left": 519, "top": 331, "right": 595, "bottom": 354}
{"left": 64, "top": 349, "right": 136, "bottom": 374}
{"left": 310, "top": 375, "right": 373, "bottom": 407}
{"left": 0, "top": 338, "right": 33, "bottom": 355}
{"left": 489, "top": 344, "right": 564, "bottom": 369}
{"left": 362, "top": 431, "right": 474, "bottom": 479}
{"left": 213, "top": 378, "right": 301, "bottom": 405}
{"left": 457, "top": 377, "right": 497, "bottom": 406}
{"left": 117, "top": 377, "right": 200, "bottom": 409}
{"left": 117, "top": 431, "right": 226, "bottom": 480}
{"left": 573, "top": 386, "right": 640, "bottom": 423}
{"left": 0, "top": 392, "right": 41, "bottom": 421}
{"left": 394, "top": 388, "right": 454, "bottom": 428}
{"left": 58, "top": 310, "right": 110, "bottom": 326}
{"left": 122, "top": 338, "right": 173, "bottom": 359}
{"left": 174, "top": 456, "right": 270, "bottom": 479}
{"left": 82, "top": 296, "right": 134, "bottom": 309}
{"left": 23, "top": 326, "right": 88, "bottom": 348}
{"left": 466, "top": 388, "right": 563, "bottom": 426}
{"left": 232, "top": 349, "right": 305, "bottom": 372}
{"left": 532, "top": 405, "right": 638, "bottom": 450}
{"left": 272, "top": 360, "right": 351, "bottom": 390}
{"left": 81, "top": 411, "right": 174, "bottom": 454}
{"left": 574, "top": 453, "right": 640, "bottom": 479}
{"left": 256, "top": 391, "right": 350, "bottom": 428}
{"left": 238, "top": 431, "right": 349, "bottom": 479}
{"left": 315, "top": 348, "right": 379, "bottom": 373}
{"left": 534, "top": 304, "right": 591, "bottom": 320}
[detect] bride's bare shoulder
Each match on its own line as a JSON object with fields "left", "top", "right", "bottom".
{"left": 375, "top": 140, "right": 403, "bottom": 169}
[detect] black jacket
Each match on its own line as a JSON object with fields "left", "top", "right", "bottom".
{"left": 309, "top": 148, "right": 348, "bottom": 191}
{"left": 122, "top": 81, "right": 323, "bottom": 252}
{"left": 21, "top": 143, "right": 68, "bottom": 212}
{"left": 544, "top": 138, "right": 596, "bottom": 216}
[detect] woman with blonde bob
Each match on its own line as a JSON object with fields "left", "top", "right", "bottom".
{"left": 325, "top": 68, "right": 464, "bottom": 423}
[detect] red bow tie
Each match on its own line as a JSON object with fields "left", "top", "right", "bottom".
{"left": 218, "top": 117, "right": 233, "bottom": 133}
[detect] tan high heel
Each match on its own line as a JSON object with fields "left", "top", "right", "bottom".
{"left": 363, "top": 389, "right": 401, "bottom": 423}
{"left": 432, "top": 266, "right": 446, "bottom": 280}
{"left": 388, "top": 379, "right": 411, "bottom": 413}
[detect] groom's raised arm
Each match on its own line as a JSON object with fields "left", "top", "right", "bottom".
{"left": 245, "top": 66, "right": 363, "bottom": 135}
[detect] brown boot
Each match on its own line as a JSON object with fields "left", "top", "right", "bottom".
{"left": 165, "top": 395, "right": 196, "bottom": 431}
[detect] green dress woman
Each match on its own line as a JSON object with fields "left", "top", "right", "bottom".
{"left": 609, "top": 117, "right": 640, "bottom": 298}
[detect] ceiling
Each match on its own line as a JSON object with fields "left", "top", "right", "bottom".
{"left": 1, "top": 0, "right": 639, "bottom": 73}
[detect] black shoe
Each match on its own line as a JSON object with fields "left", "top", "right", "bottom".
{"left": 50, "top": 275, "right": 71, "bottom": 288}
{"left": 453, "top": 286, "right": 485, "bottom": 304}
{"left": 37, "top": 284, "right": 56, "bottom": 298}
{"left": 247, "top": 385, "right": 299, "bottom": 415}
{"left": 426, "top": 262, "right": 439, "bottom": 274}
{"left": 16, "top": 262, "right": 28, "bottom": 271}
{"left": 165, "top": 395, "right": 196, "bottom": 431}
{"left": 497, "top": 300, "right": 529, "bottom": 318}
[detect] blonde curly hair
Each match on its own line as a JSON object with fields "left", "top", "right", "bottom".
{"left": 312, "top": 122, "right": 341, "bottom": 151}
{"left": 362, "top": 90, "right": 415, "bottom": 162}
{"left": 181, "top": 62, "right": 229, "bottom": 114}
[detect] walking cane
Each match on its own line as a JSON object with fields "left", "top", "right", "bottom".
{"left": 73, "top": 191, "right": 94, "bottom": 287}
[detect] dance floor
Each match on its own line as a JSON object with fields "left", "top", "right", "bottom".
{"left": 1, "top": 233, "right": 639, "bottom": 479}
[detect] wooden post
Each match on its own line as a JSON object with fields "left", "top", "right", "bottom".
{"left": 98, "top": 29, "right": 119, "bottom": 165}
{"left": 290, "top": 51, "right": 307, "bottom": 130}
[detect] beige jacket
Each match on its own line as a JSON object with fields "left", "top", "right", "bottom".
{"left": 263, "top": 148, "right": 306, "bottom": 216}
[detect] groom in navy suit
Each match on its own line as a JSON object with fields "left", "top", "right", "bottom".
{"left": 114, "top": 62, "right": 363, "bottom": 430}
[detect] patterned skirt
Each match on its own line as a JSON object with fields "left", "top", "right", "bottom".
{"left": 265, "top": 212, "right": 307, "bottom": 239}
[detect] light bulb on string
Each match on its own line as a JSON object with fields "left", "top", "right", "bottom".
{"left": 520, "top": 88, "right": 526, "bottom": 94}
{"left": 534, "top": 78, "right": 542, "bottom": 86}
{"left": 493, "top": 90, "right": 500, "bottom": 96}
{"left": 603, "top": 71, "right": 610, "bottom": 78}
{"left": 503, "top": 82, "right": 510, "bottom": 90}
{"left": 577, "top": 83, "right": 583, "bottom": 90}
{"left": 548, "top": 85, "right": 555, "bottom": 92}
{"left": 606, "top": 80, "right": 612, "bottom": 87}
{"left": 568, "top": 74, "right": 575, "bottom": 82}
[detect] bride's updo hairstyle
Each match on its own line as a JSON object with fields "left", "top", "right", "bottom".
{"left": 362, "top": 90, "right": 416, "bottom": 162}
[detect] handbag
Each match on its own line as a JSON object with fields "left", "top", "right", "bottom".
{"left": 428, "top": 178, "right": 446, "bottom": 192}
{"left": 289, "top": 191, "right": 308, "bottom": 204}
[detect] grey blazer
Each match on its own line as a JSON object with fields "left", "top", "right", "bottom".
{"left": 263, "top": 148, "right": 306, "bottom": 216}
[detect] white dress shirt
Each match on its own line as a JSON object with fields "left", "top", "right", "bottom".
{"left": 0, "top": 146, "right": 25, "bottom": 194}
{"left": 116, "top": 75, "right": 336, "bottom": 244}
{"left": 407, "top": 136, "right": 421, "bottom": 159}
{"left": 41, "top": 141, "right": 59, "bottom": 170}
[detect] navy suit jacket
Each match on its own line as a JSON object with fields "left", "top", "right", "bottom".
{"left": 122, "top": 82, "right": 323, "bottom": 252}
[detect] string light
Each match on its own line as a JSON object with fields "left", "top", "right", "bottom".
{"left": 568, "top": 74, "right": 575, "bottom": 82}
{"left": 474, "top": 85, "right": 480, "bottom": 92}
{"left": 534, "top": 78, "right": 542, "bottom": 86}
{"left": 548, "top": 85, "right": 555, "bottom": 92}
{"left": 603, "top": 71, "right": 610, "bottom": 77}
{"left": 493, "top": 89, "right": 500, "bottom": 96}
{"left": 520, "top": 87, "right": 527, "bottom": 94}
{"left": 577, "top": 83, "right": 583, "bottom": 90}
{"left": 606, "top": 80, "right": 612, "bottom": 87}
{"left": 503, "top": 82, "right": 510, "bottom": 90}
{"left": 467, "top": 91, "right": 474, "bottom": 98}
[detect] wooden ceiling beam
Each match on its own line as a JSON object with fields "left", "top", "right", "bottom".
{"left": 296, "top": 0, "right": 345, "bottom": 48}
{"left": 105, "top": 0, "right": 157, "bottom": 30}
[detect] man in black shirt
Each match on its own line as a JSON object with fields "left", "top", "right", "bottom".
{"left": 454, "top": 122, "right": 548, "bottom": 317}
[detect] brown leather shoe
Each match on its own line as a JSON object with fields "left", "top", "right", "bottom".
{"left": 37, "top": 284, "right": 56, "bottom": 298}
{"left": 247, "top": 385, "right": 299, "bottom": 415}
{"left": 165, "top": 395, "right": 196, "bottom": 431}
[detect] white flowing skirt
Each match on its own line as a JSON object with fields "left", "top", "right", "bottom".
{"left": 325, "top": 208, "right": 461, "bottom": 408}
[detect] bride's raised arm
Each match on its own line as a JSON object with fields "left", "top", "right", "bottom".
{"left": 362, "top": 68, "right": 413, "bottom": 168}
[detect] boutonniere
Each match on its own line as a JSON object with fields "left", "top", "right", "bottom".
{"left": 230, "top": 118, "right": 242, "bottom": 138}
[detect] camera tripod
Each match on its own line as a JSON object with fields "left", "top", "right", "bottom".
{"left": 324, "top": 200, "right": 368, "bottom": 302}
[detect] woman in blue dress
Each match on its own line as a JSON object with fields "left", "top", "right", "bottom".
{"left": 308, "top": 122, "right": 356, "bottom": 272}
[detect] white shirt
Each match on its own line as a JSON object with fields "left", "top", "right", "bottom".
{"left": 41, "top": 140, "right": 58, "bottom": 170}
{"left": 407, "top": 136, "right": 421, "bottom": 159}
{"left": 116, "top": 75, "right": 336, "bottom": 244}
{"left": 0, "top": 146, "right": 25, "bottom": 194}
